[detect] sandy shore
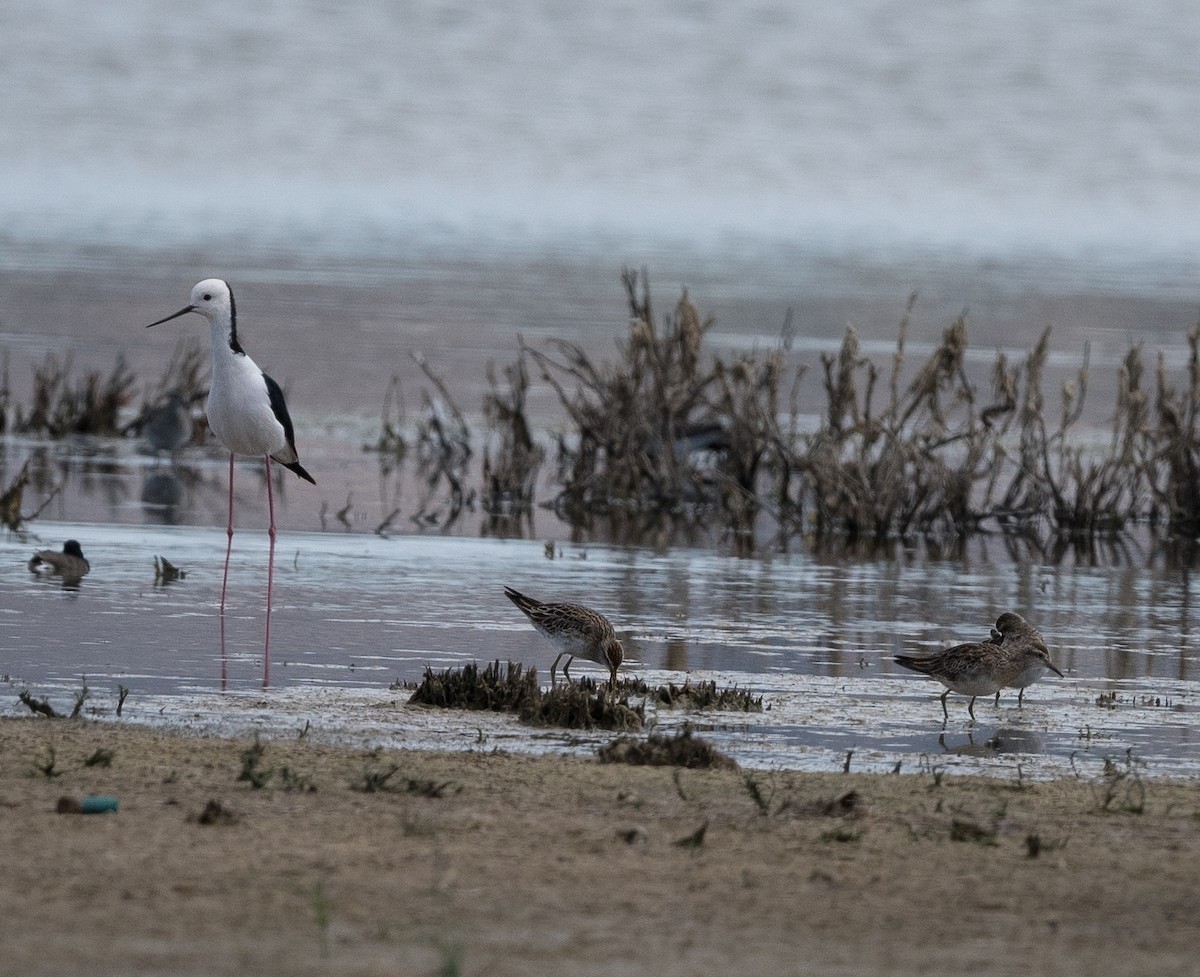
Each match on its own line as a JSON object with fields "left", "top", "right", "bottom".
{"left": 2, "top": 717, "right": 1198, "bottom": 976}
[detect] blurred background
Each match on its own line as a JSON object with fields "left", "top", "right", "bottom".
{"left": 4, "top": 0, "right": 1200, "bottom": 277}
{"left": 2, "top": 0, "right": 1199, "bottom": 529}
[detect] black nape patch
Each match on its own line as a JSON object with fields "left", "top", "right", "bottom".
{"left": 227, "top": 283, "right": 245, "bottom": 355}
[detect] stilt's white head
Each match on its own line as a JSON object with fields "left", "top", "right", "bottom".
{"left": 185, "top": 279, "right": 234, "bottom": 320}
{"left": 147, "top": 278, "right": 240, "bottom": 352}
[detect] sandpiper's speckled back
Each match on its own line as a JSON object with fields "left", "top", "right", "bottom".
{"left": 895, "top": 639, "right": 1020, "bottom": 696}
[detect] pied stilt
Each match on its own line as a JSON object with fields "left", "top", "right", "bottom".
{"left": 147, "top": 278, "right": 315, "bottom": 683}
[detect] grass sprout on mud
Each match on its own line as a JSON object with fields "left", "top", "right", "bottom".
{"left": 619, "top": 677, "right": 763, "bottom": 712}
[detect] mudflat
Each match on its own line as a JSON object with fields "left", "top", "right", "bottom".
{"left": 2, "top": 717, "right": 1197, "bottom": 976}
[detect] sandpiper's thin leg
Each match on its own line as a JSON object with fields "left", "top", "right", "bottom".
{"left": 994, "top": 690, "right": 1001, "bottom": 706}
{"left": 550, "top": 652, "right": 565, "bottom": 687}
{"left": 939, "top": 689, "right": 950, "bottom": 723}
{"left": 263, "top": 454, "right": 276, "bottom": 688}
{"left": 562, "top": 657, "right": 574, "bottom": 684}
{"left": 1018, "top": 688, "right": 1025, "bottom": 707}
{"left": 968, "top": 695, "right": 977, "bottom": 720}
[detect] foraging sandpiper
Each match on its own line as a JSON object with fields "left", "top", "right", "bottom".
{"left": 988, "top": 611, "right": 1065, "bottom": 705}
{"left": 503, "top": 586, "right": 623, "bottom": 687}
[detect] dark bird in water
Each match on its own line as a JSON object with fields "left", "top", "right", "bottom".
{"left": 142, "top": 391, "right": 194, "bottom": 454}
{"left": 28, "top": 540, "right": 90, "bottom": 583}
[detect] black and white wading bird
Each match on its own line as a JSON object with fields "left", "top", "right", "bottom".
{"left": 147, "top": 279, "right": 315, "bottom": 680}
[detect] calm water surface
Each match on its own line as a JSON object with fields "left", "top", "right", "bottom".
{"left": 3, "top": 520, "right": 1197, "bottom": 779}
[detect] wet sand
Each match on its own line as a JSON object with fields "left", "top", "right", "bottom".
{"left": 3, "top": 716, "right": 1198, "bottom": 977}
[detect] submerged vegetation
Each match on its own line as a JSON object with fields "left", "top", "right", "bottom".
{"left": 370, "top": 268, "right": 1200, "bottom": 554}
{"left": 4, "top": 268, "right": 1200, "bottom": 555}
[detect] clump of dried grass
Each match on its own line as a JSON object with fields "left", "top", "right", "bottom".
{"left": 616, "top": 677, "right": 763, "bottom": 712}
{"left": 408, "top": 660, "right": 540, "bottom": 713}
{"left": 522, "top": 268, "right": 797, "bottom": 540}
{"left": 523, "top": 678, "right": 644, "bottom": 731}
{"left": 407, "top": 661, "right": 643, "bottom": 731}
{"left": 597, "top": 725, "right": 738, "bottom": 769}
{"left": 14, "top": 353, "right": 135, "bottom": 437}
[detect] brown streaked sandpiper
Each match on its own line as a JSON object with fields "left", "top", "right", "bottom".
{"left": 895, "top": 616, "right": 1061, "bottom": 722}
{"left": 503, "top": 586, "right": 623, "bottom": 687}
{"left": 988, "top": 611, "right": 1065, "bottom": 705}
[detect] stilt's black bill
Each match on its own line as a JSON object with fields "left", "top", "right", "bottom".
{"left": 146, "top": 305, "right": 196, "bottom": 328}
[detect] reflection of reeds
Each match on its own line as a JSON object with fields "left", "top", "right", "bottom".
{"left": 0, "top": 458, "right": 62, "bottom": 532}
{"left": 365, "top": 375, "right": 407, "bottom": 463}
{"left": 0, "top": 459, "right": 29, "bottom": 530}
{"left": 482, "top": 351, "right": 544, "bottom": 532}
{"left": 410, "top": 351, "right": 473, "bottom": 528}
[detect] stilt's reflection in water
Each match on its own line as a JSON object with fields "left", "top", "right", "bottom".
{"left": 141, "top": 470, "right": 183, "bottom": 524}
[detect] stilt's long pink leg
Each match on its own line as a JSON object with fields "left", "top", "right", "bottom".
{"left": 221, "top": 454, "right": 235, "bottom": 610}
{"left": 263, "top": 454, "right": 276, "bottom": 688}
{"left": 220, "top": 453, "right": 234, "bottom": 692}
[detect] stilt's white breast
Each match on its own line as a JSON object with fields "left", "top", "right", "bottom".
{"left": 206, "top": 351, "right": 287, "bottom": 458}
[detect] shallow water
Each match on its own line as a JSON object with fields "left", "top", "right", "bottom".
{"left": 4, "top": 1, "right": 1200, "bottom": 784}
{"left": 4, "top": 519, "right": 1197, "bottom": 779}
